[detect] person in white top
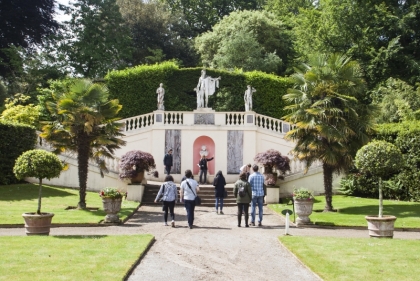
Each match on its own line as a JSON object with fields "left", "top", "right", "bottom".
{"left": 240, "top": 163, "right": 252, "bottom": 180}
{"left": 180, "top": 169, "right": 200, "bottom": 229}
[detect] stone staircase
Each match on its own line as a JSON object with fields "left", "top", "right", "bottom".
{"left": 142, "top": 183, "right": 237, "bottom": 207}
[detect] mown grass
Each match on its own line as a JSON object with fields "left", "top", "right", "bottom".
{"left": 0, "top": 183, "right": 139, "bottom": 225}
{"left": 279, "top": 236, "right": 420, "bottom": 281}
{"left": 0, "top": 235, "right": 154, "bottom": 281}
{"left": 269, "top": 195, "right": 420, "bottom": 228}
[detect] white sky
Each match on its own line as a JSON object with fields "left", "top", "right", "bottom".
{"left": 55, "top": 0, "right": 71, "bottom": 22}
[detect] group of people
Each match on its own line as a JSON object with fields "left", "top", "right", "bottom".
{"left": 156, "top": 149, "right": 266, "bottom": 229}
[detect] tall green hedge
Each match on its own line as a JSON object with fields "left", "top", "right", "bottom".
{"left": 0, "top": 121, "right": 37, "bottom": 184}
{"left": 341, "top": 121, "right": 420, "bottom": 201}
{"left": 105, "top": 62, "right": 292, "bottom": 119}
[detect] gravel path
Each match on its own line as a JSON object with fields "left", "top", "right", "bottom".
{"left": 1, "top": 204, "right": 418, "bottom": 281}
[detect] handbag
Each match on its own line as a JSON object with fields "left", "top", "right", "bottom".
{"left": 186, "top": 180, "right": 201, "bottom": 206}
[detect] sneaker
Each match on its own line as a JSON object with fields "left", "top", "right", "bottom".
{"left": 250, "top": 222, "right": 255, "bottom": 226}
{"left": 245, "top": 224, "right": 249, "bottom": 227}
{"left": 258, "top": 222, "right": 262, "bottom": 226}
{"left": 237, "top": 225, "right": 241, "bottom": 227}
{"left": 189, "top": 224, "right": 193, "bottom": 229}
{"left": 220, "top": 211, "right": 224, "bottom": 215}
{"left": 164, "top": 222, "right": 168, "bottom": 226}
{"left": 171, "top": 221, "right": 175, "bottom": 227}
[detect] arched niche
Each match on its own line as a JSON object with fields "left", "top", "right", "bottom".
{"left": 193, "top": 136, "right": 215, "bottom": 176}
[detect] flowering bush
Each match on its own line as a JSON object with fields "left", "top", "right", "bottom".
{"left": 293, "top": 188, "right": 314, "bottom": 200}
{"left": 254, "top": 149, "right": 290, "bottom": 174}
{"left": 99, "top": 187, "right": 127, "bottom": 199}
{"left": 119, "top": 150, "right": 156, "bottom": 179}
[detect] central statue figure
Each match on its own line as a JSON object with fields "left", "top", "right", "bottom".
{"left": 196, "top": 69, "right": 221, "bottom": 108}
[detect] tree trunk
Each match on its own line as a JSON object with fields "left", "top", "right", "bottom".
{"left": 323, "top": 163, "right": 334, "bottom": 212}
{"left": 77, "top": 132, "right": 90, "bottom": 209}
{"left": 37, "top": 178, "right": 42, "bottom": 214}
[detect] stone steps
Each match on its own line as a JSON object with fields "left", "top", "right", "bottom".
{"left": 142, "top": 183, "right": 238, "bottom": 207}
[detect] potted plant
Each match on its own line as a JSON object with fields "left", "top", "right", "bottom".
{"left": 13, "top": 149, "right": 64, "bottom": 235}
{"left": 99, "top": 187, "right": 127, "bottom": 223}
{"left": 355, "top": 140, "right": 403, "bottom": 238}
{"left": 292, "top": 187, "right": 314, "bottom": 226}
{"left": 254, "top": 149, "right": 290, "bottom": 186}
{"left": 119, "top": 150, "right": 156, "bottom": 184}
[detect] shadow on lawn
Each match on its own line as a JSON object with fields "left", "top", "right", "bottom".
{"left": 0, "top": 183, "right": 76, "bottom": 201}
{"left": 334, "top": 204, "right": 420, "bottom": 218}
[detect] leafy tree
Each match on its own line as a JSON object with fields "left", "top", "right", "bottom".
{"left": 40, "top": 79, "right": 126, "bottom": 208}
{"left": 195, "top": 10, "right": 294, "bottom": 75}
{"left": 58, "top": 0, "right": 132, "bottom": 78}
{"left": 0, "top": 0, "right": 59, "bottom": 79}
{"left": 164, "top": 0, "right": 263, "bottom": 34}
{"left": 1, "top": 94, "right": 40, "bottom": 127}
{"left": 372, "top": 78, "right": 420, "bottom": 123}
{"left": 282, "top": 54, "right": 376, "bottom": 211}
{"left": 14, "top": 149, "right": 64, "bottom": 214}
{"left": 117, "top": 0, "right": 198, "bottom": 66}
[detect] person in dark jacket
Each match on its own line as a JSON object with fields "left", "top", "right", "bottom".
{"left": 233, "top": 172, "right": 252, "bottom": 227}
{"left": 163, "top": 149, "right": 173, "bottom": 175}
{"left": 213, "top": 170, "right": 226, "bottom": 214}
{"left": 198, "top": 154, "right": 213, "bottom": 184}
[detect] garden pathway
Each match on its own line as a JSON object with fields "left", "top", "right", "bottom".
{"left": 0, "top": 205, "right": 418, "bottom": 281}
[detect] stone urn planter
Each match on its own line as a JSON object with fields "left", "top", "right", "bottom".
{"left": 130, "top": 170, "right": 144, "bottom": 184}
{"left": 22, "top": 213, "right": 54, "bottom": 235}
{"left": 102, "top": 197, "right": 122, "bottom": 223}
{"left": 293, "top": 199, "right": 314, "bottom": 226}
{"left": 365, "top": 215, "right": 397, "bottom": 238}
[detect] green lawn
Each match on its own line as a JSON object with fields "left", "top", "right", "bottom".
{"left": 0, "top": 235, "right": 154, "bottom": 281}
{"left": 269, "top": 195, "right": 420, "bottom": 228}
{"left": 279, "top": 236, "right": 420, "bottom": 281}
{"left": 0, "top": 183, "right": 139, "bottom": 225}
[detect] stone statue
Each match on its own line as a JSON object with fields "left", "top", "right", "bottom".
{"left": 196, "top": 69, "right": 221, "bottom": 108}
{"left": 244, "top": 85, "right": 256, "bottom": 111}
{"left": 156, "top": 83, "right": 165, "bottom": 110}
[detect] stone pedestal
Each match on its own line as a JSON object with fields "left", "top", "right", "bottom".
{"left": 102, "top": 198, "right": 122, "bottom": 223}
{"left": 127, "top": 184, "right": 145, "bottom": 202}
{"left": 266, "top": 186, "right": 280, "bottom": 203}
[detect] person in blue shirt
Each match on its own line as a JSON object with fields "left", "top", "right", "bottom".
{"left": 248, "top": 164, "right": 266, "bottom": 226}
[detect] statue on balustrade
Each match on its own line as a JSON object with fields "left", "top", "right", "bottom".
{"left": 156, "top": 83, "right": 165, "bottom": 110}
{"left": 196, "top": 69, "right": 221, "bottom": 108}
{"left": 244, "top": 85, "right": 256, "bottom": 112}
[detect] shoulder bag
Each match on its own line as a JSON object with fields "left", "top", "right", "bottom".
{"left": 186, "top": 180, "right": 201, "bottom": 205}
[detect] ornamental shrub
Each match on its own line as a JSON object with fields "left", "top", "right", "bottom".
{"left": 0, "top": 121, "right": 36, "bottom": 184}
{"left": 119, "top": 150, "right": 156, "bottom": 179}
{"left": 254, "top": 149, "right": 290, "bottom": 175}
{"left": 105, "top": 62, "right": 292, "bottom": 119}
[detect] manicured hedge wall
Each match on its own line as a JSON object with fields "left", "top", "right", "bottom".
{"left": 341, "top": 121, "right": 420, "bottom": 201}
{"left": 105, "top": 62, "right": 292, "bottom": 119}
{"left": 0, "top": 121, "right": 37, "bottom": 184}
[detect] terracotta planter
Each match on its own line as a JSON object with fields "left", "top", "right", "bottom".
{"left": 365, "top": 215, "right": 397, "bottom": 238}
{"left": 130, "top": 171, "right": 145, "bottom": 184}
{"left": 102, "top": 198, "right": 122, "bottom": 223}
{"left": 293, "top": 199, "right": 314, "bottom": 226}
{"left": 22, "top": 212, "right": 54, "bottom": 236}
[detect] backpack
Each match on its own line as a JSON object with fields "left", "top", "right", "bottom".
{"left": 238, "top": 184, "right": 246, "bottom": 198}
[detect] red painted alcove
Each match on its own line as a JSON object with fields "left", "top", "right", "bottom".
{"left": 193, "top": 136, "right": 215, "bottom": 175}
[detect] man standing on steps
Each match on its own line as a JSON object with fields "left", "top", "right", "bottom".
{"left": 163, "top": 149, "right": 173, "bottom": 175}
{"left": 248, "top": 164, "right": 266, "bottom": 226}
{"left": 198, "top": 154, "right": 214, "bottom": 184}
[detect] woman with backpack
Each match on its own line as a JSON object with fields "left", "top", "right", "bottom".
{"left": 213, "top": 170, "right": 226, "bottom": 214}
{"left": 233, "top": 172, "right": 252, "bottom": 227}
{"left": 154, "top": 175, "right": 178, "bottom": 227}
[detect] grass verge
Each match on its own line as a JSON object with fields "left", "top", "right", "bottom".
{"left": 269, "top": 195, "right": 420, "bottom": 228}
{"left": 0, "top": 234, "right": 154, "bottom": 281}
{"left": 0, "top": 183, "right": 139, "bottom": 225}
{"left": 279, "top": 236, "right": 420, "bottom": 281}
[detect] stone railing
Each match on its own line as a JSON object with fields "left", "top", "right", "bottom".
{"left": 285, "top": 159, "right": 323, "bottom": 176}
{"left": 255, "top": 113, "right": 290, "bottom": 134}
{"left": 225, "top": 112, "right": 246, "bottom": 126}
{"left": 121, "top": 112, "right": 155, "bottom": 132}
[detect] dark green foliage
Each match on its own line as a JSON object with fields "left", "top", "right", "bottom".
{"left": 0, "top": 121, "right": 36, "bottom": 184}
{"left": 105, "top": 62, "right": 292, "bottom": 119}
{"left": 341, "top": 121, "right": 420, "bottom": 201}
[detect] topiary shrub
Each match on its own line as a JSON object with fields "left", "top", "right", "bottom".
{"left": 13, "top": 149, "right": 64, "bottom": 214}
{"left": 355, "top": 140, "right": 403, "bottom": 217}
{"left": 119, "top": 150, "right": 156, "bottom": 180}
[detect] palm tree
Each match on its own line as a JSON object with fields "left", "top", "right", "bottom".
{"left": 40, "top": 79, "right": 126, "bottom": 209}
{"left": 283, "top": 54, "right": 376, "bottom": 211}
